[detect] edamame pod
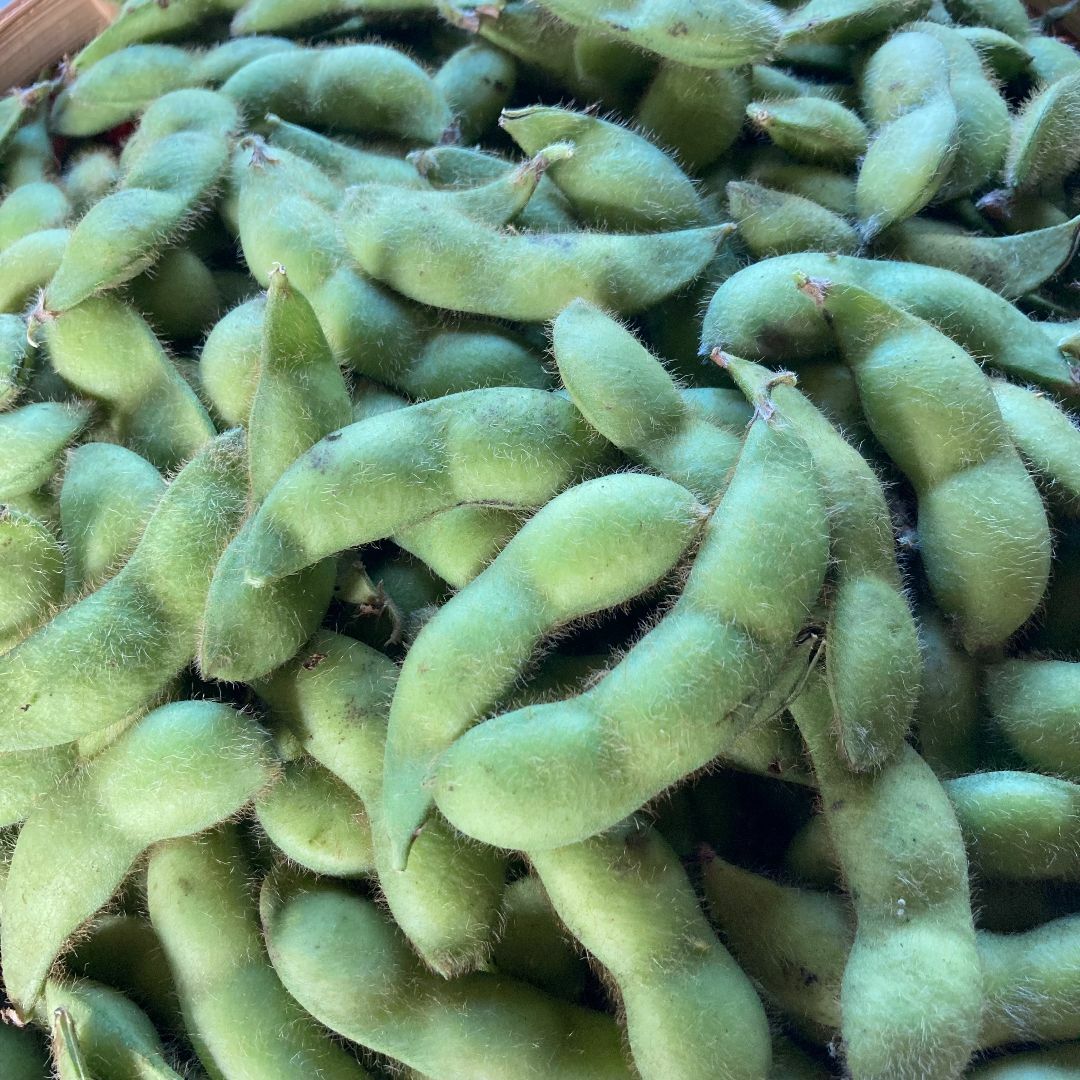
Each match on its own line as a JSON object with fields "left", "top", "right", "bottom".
{"left": 728, "top": 179, "right": 860, "bottom": 256}
{"left": 1005, "top": 72, "right": 1080, "bottom": 193}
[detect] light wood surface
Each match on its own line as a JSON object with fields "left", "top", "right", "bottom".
{"left": 0, "top": 0, "right": 116, "bottom": 92}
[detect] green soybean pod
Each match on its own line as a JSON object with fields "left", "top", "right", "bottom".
{"left": 2, "top": 105, "right": 55, "bottom": 189}
{"left": 254, "top": 630, "right": 506, "bottom": 978}
{"left": 0, "top": 507, "right": 64, "bottom": 653}
{"left": 231, "top": 0, "right": 433, "bottom": 34}
{"left": 881, "top": 214, "right": 1080, "bottom": 299}
{"left": 1027, "top": 34, "right": 1080, "bottom": 85}
{"left": 0, "top": 227, "right": 68, "bottom": 314}
{"left": 747, "top": 97, "right": 868, "bottom": 166}
{"left": 967, "top": 1045, "right": 1080, "bottom": 1078}
{"left": 255, "top": 759, "right": 374, "bottom": 878}
{"left": 193, "top": 35, "right": 299, "bottom": 84}
{"left": 531, "top": 821, "right": 772, "bottom": 1080}
{"left": 728, "top": 180, "right": 860, "bottom": 256}
{"left": 434, "top": 42, "right": 516, "bottom": 146}
{"left": 0, "top": 312, "right": 31, "bottom": 407}
{"left": 991, "top": 380, "right": 1080, "bottom": 512}
{"left": 943, "top": 0, "right": 1031, "bottom": 37}
{"left": 433, "top": 412, "right": 828, "bottom": 851}
{"left": 147, "top": 826, "right": 371, "bottom": 1080}
{"left": 0, "top": 431, "right": 247, "bottom": 752}
{"left": 0, "top": 1022, "right": 47, "bottom": 1080}
{"left": 745, "top": 153, "right": 856, "bottom": 216}
{"left": 265, "top": 115, "right": 426, "bottom": 190}
{"left": 781, "top": 0, "right": 930, "bottom": 44}
{"left": 382, "top": 472, "right": 708, "bottom": 866}
{"left": 702, "top": 853, "right": 849, "bottom": 1039}
{"left": 721, "top": 355, "right": 921, "bottom": 770}
{"left": 393, "top": 504, "right": 524, "bottom": 588}
{"left": 199, "top": 294, "right": 263, "bottom": 427}
{"left": 341, "top": 182, "right": 730, "bottom": 321}
{"left": 531, "top": 0, "right": 783, "bottom": 68}
{"left": 62, "top": 149, "right": 120, "bottom": 216}
{"left": 789, "top": 672, "right": 981, "bottom": 1080}
{"left": 1006, "top": 73, "right": 1080, "bottom": 193}
{"left": 261, "top": 872, "right": 635, "bottom": 1079}
{"left": 41, "top": 297, "right": 215, "bottom": 470}
{"left": 199, "top": 269, "right": 351, "bottom": 682}
{"left": 491, "top": 876, "right": 588, "bottom": 1001}
{"left": 0, "top": 182, "right": 69, "bottom": 253}
{"left": 238, "top": 387, "right": 613, "bottom": 585}
{"left": 501, "top": 105, "right": 707, "bottom": 231}
{"left": 72, "top": 0, "right": 246, "bottom": 69}
{"left": 409, "top": 144, "right": 577, "bottom": 232}
{"left": 701, "top": 252, "right": 1080, "bottom": 397}
{"left": 127, "top": 246, "right": 221, "bottom": 342}
{"left": 985, "top": 661, "right": 1080, "bottom": 778}
{"left": 0, "top": 400, "right": 91, "bottom": 502}
{"left": 798, "top": 275, "right": 1051, "bottom": 653}
{"left": 635, "top": 63, "right": 750, "bottom": 172}
{"left": 0, "top": 744, "right": 79, "bottom": 828}
{"left": 46, "top": 90, "right": 240, "bottom": 314}
{"left": 50, "top": 46, "right": 200, "bottom": 137}
{"left": 222, "top": 45, "right": 451, "bottom": 143}
{"left": 552, "top": 299, "right": 743, "bottom": 501}
{"left": 1, "top": 699, "right": 274, "bottom": 1015}
{"left": 913, "top": 605, "right": 982, "bottom": 776}
{"left": 42, "top": 979, "right": 184, "bottom": 1080}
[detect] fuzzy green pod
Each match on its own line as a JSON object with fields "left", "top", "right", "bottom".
{"left": 382, "top": 472, "right": 708, "bottom": 866}
{"left": 881, "top": 214, "right": 1080, "bottom": 299}
{"left": 0, "top": 507, "right": 64, "bottom": 652}
{"left": 501, "top": 105, "right": 707, "bottom": 230}
{"left": 636, "top": 63, "right": 750, "bottom": 171}
{"left": 531, "top": 821, "right": 772, "bottom": 1080}
{"left": 0, "top": 227, "right": 68, "bottom": 314}
{"left": 261, "top": 872, "right": 635, "bottom": 1079}
{"left": 745, "top": 153, "right": 856, "bottom": 216}
{"left": 341, "top": 181, "right": 729, "bottom": 321}
{"left": 238, "top": 388, "right": 613, "bottom": 585}
{"left": 532, "top": 0, "right": 783, "bottom": 68}
{"left": 393, "top": 504, "right": 524, "bottom": 588}
{"left": 409, "top": 144, "right": 577, "bottom": 232}
{"left": 0, "top": 400, "right": 91, "bottom": 501}
{"left": 943, "top": 0, "right": 1031, "bottom": 36}
{"left": 728, "top": 180, "right": 859, "bottom": 256}
{"left": 781, "top": 0, "right": 930, "bottom": 44}
{"left": 0, "top": 744, "right": 79, "bottom": 828}
{"left": 1027, "top": 33, "right": 1080, "bottom": 85}
{"left": 127, "top": 246, "right": 220, "bottom": 342}
{"left": 722, "top": 355, "right": 920, "bottom": 770}
{"left": 747, "top": 97, "right": 868, "bottom": 166}
{"left": 147, "top": 826, "right": 371, "bottom": 1080}
{"left": 956, "top": 26, "right": 1031, "bottom": 79}
{"left": 62, "top": 149, "right": 120, "bottom": 215}
{"left": 253, "top": 630, "right": 506, "bottom": 979}
{"left": 42, "top": 979, "right": 184, "bottom": 1080}
{"left": 552, "top": 299, "right": 744, "bottom": 501}
{"left": 1, "top": 699, "right": 274, "bottom": 1015}
{"left": 0, "top": 182, "right": 69, "bottom": 253}
{"left": 985, "top": 661, "right": 1080, "bottom": 778}
{"left": 991, "top": 380, "right": 1080, "bottom": 511}
{"left": 72, "top": 0, "right": 246, "bottom": 69}
{"left": 256, "top": 758, "right": 374, "bottom": 878}
{"left": 789, "top": 672, "right": 981, "bottom": 1080}
{"left": 1006, "top": 72, "right": 1080, "bottom": 192}
{"left": 41, "top": 297, "right": 215, "bottom": 470}
{"left": 1, "top": 105, "right": 55, "bottom": 189}
{"left": 193, "top": 35, "right": 299, "bottom": 84}
{"left": 50, "top": 46, "right": 199, "bottom": 137}
{"left": 58, "top": 443, "right": 165, "bottom": 595}
{"left": 199, "top": 269, "right": 351, "bottom": 682}
{"left": 491, "top": 876, "right": 588, "bottom": 1001}
{"left": 198, "top": 295, "right": 264, "bottom": 427}
{"left": 0, "top": 1022, "right": 47, "bottom": 1080}
{"left": 266, "top": 115, "right": 426, "bottom": 190}
{"left": 231, "top": 0, "right": 433, "bottom": 35}
{"left": 0, "top": 313, "right": 30, "bottom": 407}
{"left": 45, "top": 90, "right": 240, "bottom": 313}
{"left": 799, "top": 276, "right": 1051, "bottom": 652}
{"left": 434, "top": 413, "right": 828, "bottom": 850}
{"left": 967, "top": 1045, "right": 1080, "bottom": 1078}
{"left": 702, "top": 252, "right": 1080, "bottom": 403}
{"left": 0, "top": 431, "right": 247, "bottom": 752}
{"left": 435, "top": 42, "right": 516, "bottom": 145}
{"left": 222, "top": 45, "right": 451, "bottom": 143}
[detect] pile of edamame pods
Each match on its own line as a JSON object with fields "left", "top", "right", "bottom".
{"left": 2, "top": 0, "right": 1080, "bottom": 1076}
